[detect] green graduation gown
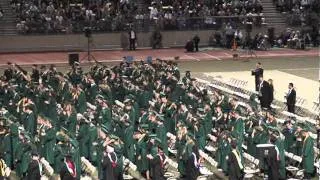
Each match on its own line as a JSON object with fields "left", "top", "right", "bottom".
{"left": 216, "top": 138, "right": 231, "bottom": 173}
{"left": 100, "top": 107, "right": 112, "bottom": 131}
{"left": 78, "top": 123, "right": 90, "bottom": 158}
{"left": 302, "top": 136, "right": 314, "bottom": 174}
{"left": 40, "top": 127, "right": 56, "bottom": 165}
{"left": 136, "top": 136, "right": 149, "bottom": 172}
{"left": 156, "top": 123, "right": 168, "bottom": 155}
{"left": 124, "top": 126, "right": 135, "bottom": 162}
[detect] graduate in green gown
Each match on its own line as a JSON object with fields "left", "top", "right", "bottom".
{"left": 99, "top": 99, "right": 112, "bottom": 130}
{"left": 122, "top": 115, "right": 135, "bottom": 162}
{"left": 215, "top": 131, "right": 231, "bottom": 173}
{"left": 39, "top": 117, "right": 56, "bottom": 165}
{"left": 230, "top": 111, "right": 244, "bottom": 158}
{"left": 77, "top": 118, "right": 90, "bottom": 159}
{"left": 72, "top": 86, "right": 87, "bottom": 114}
{"left": 282, "top": 120, "right": 296, "bottom": 154}
{"left": 14, "top": 132, "right": 32, "bottom": 177}
{"left": 192, "top": 116, "right": 206, "bottom": 151}
{"left": 22, "top": 105, "right": 37, "bottom": 136}
{"left": 134, "top": 125, "right": 149, "bottom": 174}
{"left": 62, "top": 103, "right": 77, "bottom": 135}
{"left": 301, "top": 130, "right": 315, "bottom": 179}
{"left": 203, "top": 104, "right": 213, "bottom": 136}
{"left": 2, "top": 123, "right": 19, "bottom": 169}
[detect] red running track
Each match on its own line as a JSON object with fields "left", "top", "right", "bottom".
{"left": 0, "top": 48, "right": 318, "bottom": 66}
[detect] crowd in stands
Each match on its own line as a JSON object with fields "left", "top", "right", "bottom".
{"left": 12, "top": 0, "right": 265, "bottom": 34}
{"left": 273, "top": 0, "right": 320, "bottom": 26}
{"left": 13, "top": 0, "right": 138, "bottom": 34}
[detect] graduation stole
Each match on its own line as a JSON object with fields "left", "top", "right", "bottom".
{"left": 274, "top": 146, "right": 280, "bottom": 161}
{"left": 192, "top": 152, "right": 200, "bottom": 169}
{"left": 36, "top": 159, "right": 43, "bottom": 176}
{"left": 64, "top": 159, "right": 77, "bottom": 178}
{"left": 302, "top": 135, "right": 309, "bottom": 152}
{"left": 0, "top": 159, "right": 5, "bottom": 176}
{"left": 108, "top": 152, "right": 118, "bottom": 168}
{"left": 232, "top": 150, "right": 243, "bottom": 170}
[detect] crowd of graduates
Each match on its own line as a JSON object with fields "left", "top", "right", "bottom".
{"left": 0, "top": 58, "right": 317, "bottom": 180}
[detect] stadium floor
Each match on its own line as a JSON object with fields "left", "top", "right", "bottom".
{"left": 0, "top": 47, "right": 318, "bottom": 111}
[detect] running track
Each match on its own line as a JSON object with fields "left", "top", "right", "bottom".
{"left": 0, "top": 48, "right": 318, "bottom": 66}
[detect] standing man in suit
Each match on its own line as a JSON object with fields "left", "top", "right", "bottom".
{"left": 286, "top": 83, "right": 296, "bottom": 113}
{"left": 128, "top": 28, "right": 137, "bottom": 50}
{"left": 251, "top": 62, "right": 264, "bottom": 91}
{"left": 258, "top": 76, "right": 270, "bottom": 109}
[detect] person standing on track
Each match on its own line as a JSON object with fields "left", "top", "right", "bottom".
{"left": 285, "top": 83, "right": 296, "bottom": 114}
{"left": 251, "top": 62, "right": 264, "bottom": 91}
{"left": 129, "top": 28, "right": 137, "bottom": 51}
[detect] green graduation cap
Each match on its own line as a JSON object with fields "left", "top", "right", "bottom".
{"left": 109, "top": 134, "right": 119, "bottom": 140}
{"left": 197, "top": 108, "right": 204, "bottom": 112}
{"left": 127, "top": 94, "right": 136, "bottom": 101}
{"left": 139, "top": 124, "right": 149, "bottom": 130}
{"left": 156, "top": 113, "right": 165, "bottom": 122}
{"left": 160, "top": 92, "right": 167, "bottom": 98}
{"left": 96, "top": 94, "right": 104, "bottom": 100}
{"left": 299, "top": 122, "right": 314, "bottom": 133}
{"left": 124, "top": 98, "right": 132, "bottom": 104}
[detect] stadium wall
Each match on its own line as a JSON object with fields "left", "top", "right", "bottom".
{"left": 0, "top": 30, "right": 213, "bottom": 53}
{"left": 0, "top": 27, "right": 267, "bottom": 53}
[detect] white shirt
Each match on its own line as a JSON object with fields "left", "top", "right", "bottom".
{"left": 130, "top": 31, "right": 135, "bottom": 39}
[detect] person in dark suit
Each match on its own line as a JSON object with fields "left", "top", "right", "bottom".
{"left": 258, "top": 76, "right": 270, "bottom": 109}
{"left": 267, "top": 79, "right": 274, "bottom": 110}
{"left": 227, "top": 140, "right": 244, "bottom": 180}
{"left": 193, "top": 35, "right": 200, "bottom": 52}
{"left": 251, "top": 62, "right": 264, "bottom": 91}
{"left": 128, "top": 29, "right": 137, "bottom": 50}
{"left": 285, "top": 83, "right": 296, "bottom": 113}
{"left": 26, "top": 151, "right": 41, "bottom": 180}
{"left": 186, "top": 145, "right": 200, "bottom": 180}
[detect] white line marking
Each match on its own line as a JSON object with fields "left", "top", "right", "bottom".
{"left": 184, "top": 54, "right": 200, "bottom": 61}
{"left": 200, "top": 52, "right": 222, "bottom": 61}
{"left": 276, "top": 68, "right": 319, "bottom": 71}
{"left": 224, "top": 52, "right": 232, "bottom": 56}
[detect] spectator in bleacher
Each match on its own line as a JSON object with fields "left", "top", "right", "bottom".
{"left": 285, "top": 82, "right": 296, "bottom": 113}
{"left": 0, "top": 7, "right": 3, "bottom": 20}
